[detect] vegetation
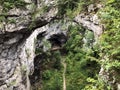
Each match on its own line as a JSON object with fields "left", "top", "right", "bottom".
{"left": 0, "top": 0, "right": 28, "bottom": 30}
{"left": 33, "top": 24, "right": 102, "bottom": 90}
{"left": 0, "top": 0, "right": 27, "bottom": 12}
{"left": 38, "top": 0, "right": 120, "bottom": 90}
{"left": 57, "top": 0, "right": 100, "bottom": 18}
{"left": 99, "top": 0, "right": 120, "bottom": 70}
{"left": 1, "top": 0, "right": 120, "bottom": 90}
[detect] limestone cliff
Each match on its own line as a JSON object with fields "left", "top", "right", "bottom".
{"left": 0, "top": 0, "right": 119, "bottom": 90}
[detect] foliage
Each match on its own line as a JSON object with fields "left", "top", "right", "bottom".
{"left": 0, "top": 0, "right": 28, "bottom": 12}
{"left": 64, "top": 25, "right": 101, "bottom": 89}
{"left": 42, "top": 70, "right": 63, "bottom": 90}
{"left": 57, "top": 0, "right": 100, "bottom": 18}
{"left": 0, "top": 0, "right": 28, "bottom": 26}
{"left": 83, "top": 77, "right": 111, "bottom": 90}
{"left": 2, "top": 0, "right": 118, "bottom": 89}
{"left": 98, "top": 0, "right": 120, "bottom": 71}
{"left": 39, "top": 51, "right": 63, "bottom": 90}
{"left": 34, "top": 24, "right": 102, "bottom": 90}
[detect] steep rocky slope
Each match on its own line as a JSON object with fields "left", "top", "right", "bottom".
{"left": 0, "top": 0, "right": 119, "bottom": 90}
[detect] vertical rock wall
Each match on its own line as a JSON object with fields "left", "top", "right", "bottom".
{"left": 0, "top": 1, "right": 118, "bottom": 90}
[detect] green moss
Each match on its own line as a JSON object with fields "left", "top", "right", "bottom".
{"left": 0, "top": 0, "right": 28, "bottom": 12}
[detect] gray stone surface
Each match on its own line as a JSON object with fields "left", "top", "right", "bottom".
{"left": 0, "top": 0, "right": 59, "bottom": 90}
{"left": 1, "top": 1, "right": 117, "bottom": 90}
{"left": 74, "top": 13, "right": 103, "bottom": 40}
{"left": 0, "top": 20, "right": 68, "bottom": 90}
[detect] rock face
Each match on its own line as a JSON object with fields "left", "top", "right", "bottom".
{"left": 0, "top": 0, "right": 61, "bottom": 90}
{"left": 0, "top": 23, "right": 67, "bottom": 90}
{"left": 74, "top": 3, "right": 103, "bottom": 40}
{"left": 1, "top": 1, "right": 116, "bottom": 90}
